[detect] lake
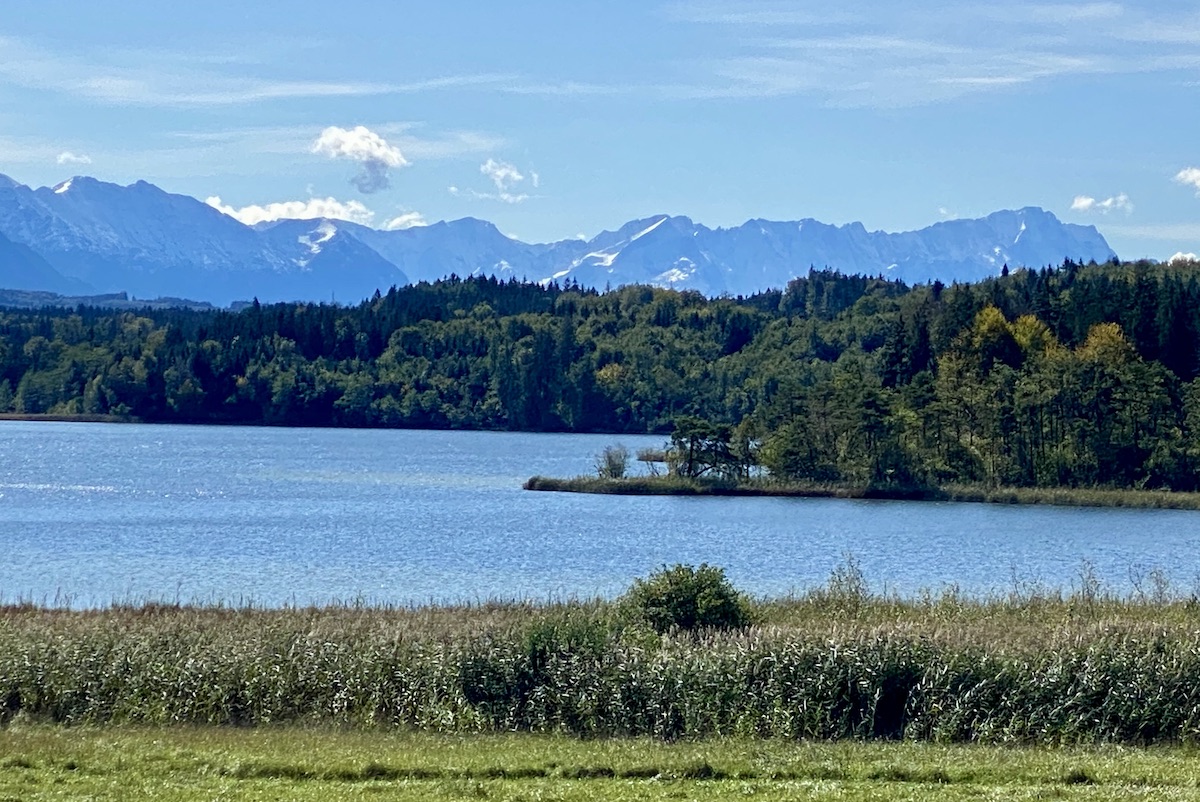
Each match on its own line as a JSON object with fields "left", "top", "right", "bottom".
{"left": 2, "top": 421, "right": 1200, "bottom": 607}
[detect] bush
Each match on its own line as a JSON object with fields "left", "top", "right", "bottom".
{"left": 623, "top": 564, "right": 751, "bottom": 634}
{"left": 595, "top": 444, "right": 630, "bottom": 479}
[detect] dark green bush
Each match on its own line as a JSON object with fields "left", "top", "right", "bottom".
{"left": 624, "top": 564, "right": 751, "bottom": 634}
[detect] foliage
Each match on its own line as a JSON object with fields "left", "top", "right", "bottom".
{"left": 6, "top": 581, "right": 1200, "bottom": 743}
{"left": 622, "top": 564, "right": 752, "bottom": 633}
{"left": 5, "top": 261, "right": 1200, "bottom": 491}
{"left": 594, "top": 444, "right": 629, "bottom": 479}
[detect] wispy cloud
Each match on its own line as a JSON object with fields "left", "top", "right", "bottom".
{"left": 1105, "top": 222, "right": 1200, "bottom": 241}
{"left": 206, "top": 196, "right": 377, "bottom": 226}
{"left": 481, "top": 159, "right": 526, "bottom": 200}
{"left": 0, "top": 35, "right": 509, "bottom": 107}
{"left": 312, "top": 126, "right": 407, "bottom": 194}
{"left": 657, "top": 2, "right": 1200, "bottom": 107}
{"left": 663, "top": 2, "right": 862, "bottom": 26}
{"left": 382, "top": 212, "right": 427, "bottom": 230}
{"left": 1019, "top": 3, "right": 1125, "bottom": 24}
{"left": 452, "top": 159, "right": 536, "bottom": 204}
{"left": 498, "top": 81, "right": 630, "bottom": 97}
{"left": 1071, "top": 193, "right": 1133, "bottom": 214}
{"left": 55, "top": 151, "right": 92, "bottom": 166}
{"left": 169, "top": 123, "right": 503, "bottom": 161}
{"left": 207, "top": 194, "right": 429, "bottom": 230}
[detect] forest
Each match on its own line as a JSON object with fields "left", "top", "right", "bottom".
{"left": 3, "top": 258, "right": 1200, "bottom": 491}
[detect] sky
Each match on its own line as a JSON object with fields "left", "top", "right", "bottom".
{"left": 1, "top": 1, "right": 1199, "bottom": 259}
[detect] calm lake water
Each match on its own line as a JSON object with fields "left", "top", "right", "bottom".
{"left": 3, "top": 421, "right": 1200, "bottom": 607}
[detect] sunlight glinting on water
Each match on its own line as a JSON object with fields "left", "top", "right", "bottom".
{"left": 3, "top": 421, "right": 1200, "bottom": 608}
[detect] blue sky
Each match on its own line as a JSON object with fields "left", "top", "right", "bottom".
{"left": 2, "top": 0, "right": 1199, "bottom": 258}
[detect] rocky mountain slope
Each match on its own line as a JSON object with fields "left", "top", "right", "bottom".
{"left": 0, "top": 174, "right": 1116, "bottom": 305}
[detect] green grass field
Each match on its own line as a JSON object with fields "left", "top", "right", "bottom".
{"left": 3, "top": 726, "right": 1200, "bottom": 801}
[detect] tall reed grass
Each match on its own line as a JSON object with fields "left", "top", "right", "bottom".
{"left": 3, "top": 577, "right": 1200, "bottom": 744}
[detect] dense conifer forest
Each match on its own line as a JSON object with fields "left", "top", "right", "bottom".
{"left": 3, "top": 259, "right": 1200, "bottom": 491}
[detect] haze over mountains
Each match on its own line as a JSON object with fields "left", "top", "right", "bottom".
{"left": 0, "top": 174, "right": 1116, "bottom": 306}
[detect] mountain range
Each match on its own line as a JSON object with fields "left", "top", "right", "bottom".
{"left": 0, "top": 174, "right": 1117, "bottom": 306}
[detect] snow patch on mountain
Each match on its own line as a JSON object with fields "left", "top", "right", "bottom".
{"left": 0, "top": 174, "right": 1118, "bottom": 305}
{"left": 296, "top": 221, "right": 339, "bottom": 265}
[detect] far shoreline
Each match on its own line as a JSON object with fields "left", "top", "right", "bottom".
{"left": 523, "top": 475, "right": 1200, "bottom": 511}
{"left": 0, "top": 412, "right": 141, "bottom": 424}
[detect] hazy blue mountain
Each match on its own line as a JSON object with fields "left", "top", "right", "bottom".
{"left": 0, "top": 174, "right": 1116, "bottom": 305}
{"left": 552, "top": 210, "right": 1115, "bottom": 294}
{"left": 0, "top": 175, "right": 406, "bottom": 304}
{"left": 252, "top": 218, "right": 407, "bottom": 303}
{"left": 0, "top": 228, "right": 83, "bottom": 294}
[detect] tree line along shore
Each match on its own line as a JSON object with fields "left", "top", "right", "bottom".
{"left": 4, "top": 258, "right": 1200, "bottom": 495}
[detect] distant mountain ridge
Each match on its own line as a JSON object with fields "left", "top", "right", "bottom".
{"left": 0, "top": 174, "right": 1116, "bottom": 305}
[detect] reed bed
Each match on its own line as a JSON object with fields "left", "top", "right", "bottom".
{"left": 4, "top": 584, "right": 1200, "bottom": 744}
{"left": 524, "top": 475, "right": 1200, "bottom": 509}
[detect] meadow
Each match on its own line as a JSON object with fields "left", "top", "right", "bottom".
{"left": 4, "top": 726, "right": 1200, "bottom": 801}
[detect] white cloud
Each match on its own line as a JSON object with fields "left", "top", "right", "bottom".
{"left": 382, "top": 212, "right": 427, "bottom": 230}
{"left": 312, "top": 125, "right": 408, "bottom": 194}
{"left": 313, "top": 125, "right": 407, "bottom": 168}
{"left": 1071, "top": 193, "right": 1132, "bottom": 214}
{"left": 481, "top": 158, "right": 523, "bottom": 191}
{"left": 1175, "top": 167, "right": 1200, "bottom": 194}
{"left": 454, "top": 158, "right": 532, "bottom": 204}
{"left": 205, "top": 195, "right": 376, "bottom": 226}
{"left": 56, "top": 151, "right": 92, "bottom": 166}
{"left": 1169, "top": 252, "right": 1199, "bottom": 264}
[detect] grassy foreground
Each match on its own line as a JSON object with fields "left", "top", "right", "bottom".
{"left": 6, "top": 582, "right": 1200, "bottom": 744}
{"left": 3, "top": 726, "right": 1200, "bottom": 801}
{"left": 524, "top": 475, "right": 1200, "bottom": 509}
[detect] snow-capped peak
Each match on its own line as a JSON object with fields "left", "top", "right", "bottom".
{"left": 0, "top": 173, "right": 1117, "bottom": 304}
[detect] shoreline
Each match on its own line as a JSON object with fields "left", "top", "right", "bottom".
{"left": 0, "top": 412, "right": 141, "bottom": 424}
{"left": 523, "top": 475, "right": 1200, "bottom": 510}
